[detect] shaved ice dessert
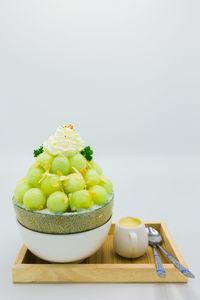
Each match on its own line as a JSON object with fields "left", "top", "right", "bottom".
{"left": 13, "top": 124, "right": 113, "bottom": 214}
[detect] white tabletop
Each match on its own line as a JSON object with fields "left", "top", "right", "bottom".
{"left": 1, "top": 154, "right": 199, "bottom": 300}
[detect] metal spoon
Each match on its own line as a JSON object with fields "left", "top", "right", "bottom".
{"left": 147, "top": 227, "right": 195, "bottom": 278}
{"left": 147, "top": 227, "right": 166, "bottom": 278}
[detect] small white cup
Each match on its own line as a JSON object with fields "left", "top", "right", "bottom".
{"left": 113, "top": 217, "right": 148, "bottom": 258}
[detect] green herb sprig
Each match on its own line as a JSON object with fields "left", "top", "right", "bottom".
{"left": 80, "top": 146, "right": 93, "bottom": 161}
{"left": 33, "top": 145, "right": 44, "bottom": 157}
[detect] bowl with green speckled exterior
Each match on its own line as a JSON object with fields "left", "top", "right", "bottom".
{"left": 13, "top": 193, "right": 114, "bottom": 234}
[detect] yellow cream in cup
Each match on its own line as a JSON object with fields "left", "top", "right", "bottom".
{"left": 114, "top": 216, "right": 148, "bottom": 258}
{"left": 119, "top": 217, "right": 141, "bottom": 228}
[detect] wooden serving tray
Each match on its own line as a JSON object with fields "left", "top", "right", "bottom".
{"left": 12, "top": 222, "right": 188, "bottom": 283}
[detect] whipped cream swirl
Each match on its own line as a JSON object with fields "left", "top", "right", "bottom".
{"left": 43, "top": 125, "right": 85, "bottom": 156}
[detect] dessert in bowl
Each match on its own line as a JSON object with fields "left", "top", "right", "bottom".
{"left": 13, "top": 124, "right": 113, "bottom": 262}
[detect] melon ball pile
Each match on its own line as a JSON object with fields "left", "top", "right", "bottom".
{"left": 14, "top": 125, "right": 113, "bottom": 214}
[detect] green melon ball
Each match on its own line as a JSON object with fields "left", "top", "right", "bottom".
{"left": 51, "top": 156, "right": 70, "bottom": 175}
{"left": 14, "top": 180, "right": 32, "bottom": 203}
{"left": 47, "top": 191, "right": 68, "bottom": 213}
{"left": 89, "top": 185, "right": 108, "bottom": 205}
{"left": 69, "top": 153, "right": 87, "bottom": 172}
{"left": 100, "top": 176, "right": 113, "bottom": 194}
{"left": 90, "top": 161, "right": 103, "bottom": 175}
{"left": 23, "top": 188, "right": 46, "bottom": 210}
{"left": 36, "top": 151, "right": 53, "bottom": 171}
{"left": 63, "top": 173, "right": 85, "bottom": 193}
{"left": 70, "top": 190, "right": 93, "bottom": 211}
{"left": 41, "top": 174, "right": 62, "bottom": 196}
{"left": 26, "top": 167, "right": 44, "bottom": 187}
{"left": 85, "top": 169, "right": 100, "bottom": 187}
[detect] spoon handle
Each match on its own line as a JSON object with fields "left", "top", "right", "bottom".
{"left": 152, "top": 247, "right": 166, "bottom": 278}
{"left": 158, "top": 245, "right": 195, "bottom": 278}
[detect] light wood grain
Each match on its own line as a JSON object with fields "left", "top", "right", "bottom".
{"left": 14, "top": 244, "right": 27, "bottom": 265}
{"left": 160, "top": 222, "right": 188, "bottom": 267}
{"left": 12, "top": 222, "right": 188, "bottom": 283}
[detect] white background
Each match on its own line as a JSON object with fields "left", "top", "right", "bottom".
{"left": 0, "top": 0, "right": 200, "bottom": 299}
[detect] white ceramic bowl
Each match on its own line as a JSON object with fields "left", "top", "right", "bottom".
{"left": 17, "top": 218, "right": 112, "bottom": 263}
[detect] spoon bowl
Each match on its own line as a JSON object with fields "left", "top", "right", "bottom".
{"left": 147, "top": 226, "right": 162, "bottom": 246}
